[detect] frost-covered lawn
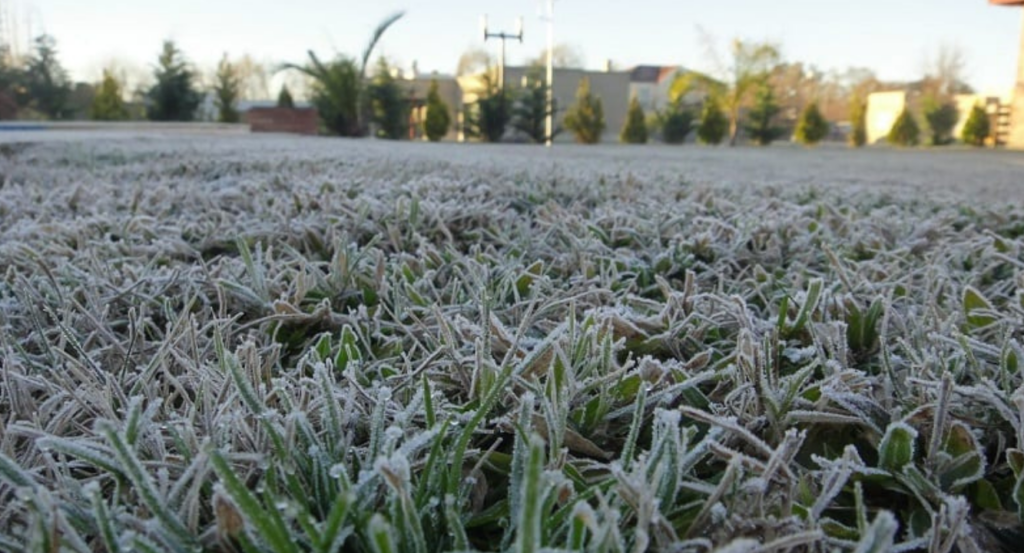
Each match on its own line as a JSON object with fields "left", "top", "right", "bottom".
{"left": 1, "top": 135, "right": 1024, "bottom": 552}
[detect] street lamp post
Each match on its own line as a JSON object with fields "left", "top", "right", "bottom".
{"left": 542, "top": 0, "right": 555, "bottom": 147}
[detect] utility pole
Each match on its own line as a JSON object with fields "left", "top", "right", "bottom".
{"left": 481, "top": 15, "right": 523, "bottom": 94}
{"left": 542, "top": 0, "right": 556, "bottom": 147}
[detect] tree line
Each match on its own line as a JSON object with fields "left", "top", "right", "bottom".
{"left": 0, "top": 15, "right": 995, "bottom": 147}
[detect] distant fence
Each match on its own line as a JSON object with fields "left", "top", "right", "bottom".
{"left": 245, "top": 108, "right": 320, "bottom": 135}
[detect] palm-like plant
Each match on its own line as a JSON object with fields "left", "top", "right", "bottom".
{"left": 285, "top": 11, "right": 405, "bottom": 136}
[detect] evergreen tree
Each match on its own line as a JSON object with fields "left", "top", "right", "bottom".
{"left": 794, "top": 101, "right": 829, "bottom": 145}
{"left": 466, "top": 92, "right": 511, "bottom": 143}
{"left": 563, "top": 77, "right": 605, "bottom": 144}
{"left": 887, "top": 108, "right": 920, "bottom": 146}
{"left": 424, "top": 79, "right": 451, "bottom": 142}
{"left": 697, "top": 96, "right": 727, "bottom": 145}
{"left": 620, "top": 95, "right": 648, "bottom": 144}
{"left": 214, "top": 54, "right": 241, "bottom": 123}
{"left": 961, "top": 104, "right": 990, "bottom": 147}
{"left": 147, "top": 41, "right": 201, "bottom": 121}
{"left": 849, "top": 96, "right": 867, "bottom": 147}
{"left": 277, "top": 85, "right": 295, "bottom": 108}
{"left": 368, "top": 59, "right": 409, "bottom": 140}
{"left": 511, "top": 72, "right": 557, "bottom": 143}
{"left": 659, "top": 103, "right": 694, "bottom": 145}
{"left": 922, "top": 96, "right": 958, "bottom": 146}
{"left": 90, "top": 69, "right": 129, "bottom": 121}
{"left": 464, "top": 75, "right": 511, "bottom": 143}
{"left": 744, "top": 81, "right": 783, "bottom": 146}
{"left": 23, "top": 35, "right": 72, "bottom": 119}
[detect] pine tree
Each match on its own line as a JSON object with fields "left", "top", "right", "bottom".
{"left": 424, "top": 79, "right": 451, "bottom": 142}
{"left": 23, "top": 35, "right": 72, "bottom": 119}
{"left": 961, "top": 104, "right": 990, "bottom": 147}
{"left": 887, "top": 108, "right": 920, "bottom": 147}
{"left": 511, "top": 72, "right": 557, "bottom": 143}
{"left": 368, "top": 59, "right": 409, "bottom": 140}
{"left": 849, "top": 96, "right": 867, "bottom": 147}
{"left": 660, "top": 103, "right": 694, "bottom": 145}
{"left": 465, "top": 85, "right": 511, "bottom": 143}
{"left": 794, "top": 102, "right": 830, "bottom": 145}
{"left": 147, "top": 41, "right": 201, "bottom": 121}
{"left": 277, "top": 85, "right": 295, "bottom": 109}
{"left": 744, "top": 81, "right": 783, "bottom": 146}
{"left": 90, "top": 69, "right": 129, "bottom": 121}
{"left": 696, "top": 97, "right": 727, "bottom": 145}
{"left": 620, "top": 95, "right": 648, "bottom": 144}
{"left": 922, "top": 96, "right": 958, "bottom": 146}
{"left": 214, "top": 55, "right": 241, "bottom": 123}
{"left": 563, "top": 77, "right": 605, "bottom": 144}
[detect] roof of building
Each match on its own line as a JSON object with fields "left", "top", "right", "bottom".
{"left": 629, "top": 65, "right": 685, "bottom": 84}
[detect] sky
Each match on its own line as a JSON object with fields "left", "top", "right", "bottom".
{"left": 3, "top": 0, "right": 1022, "bottom": 96}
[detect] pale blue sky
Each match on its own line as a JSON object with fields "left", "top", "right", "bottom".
{"left": 9, "top": 0, "right": 1024, "bottom": 94}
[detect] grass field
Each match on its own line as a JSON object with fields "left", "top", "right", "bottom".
{"left": 2, "top": 135, "right": 1024, "bottom": 552}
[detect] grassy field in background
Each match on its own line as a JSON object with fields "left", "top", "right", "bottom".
{"left": 1, "top": 136, "right": 1024, "bottom": 552}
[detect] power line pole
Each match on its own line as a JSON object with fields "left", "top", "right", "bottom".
{"left": 481, "top": 15, "right": 523, "bottom": 94}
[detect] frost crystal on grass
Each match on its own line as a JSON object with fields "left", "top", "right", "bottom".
{"left": 1, "top": 136, "right": 1023, "bottom": 551}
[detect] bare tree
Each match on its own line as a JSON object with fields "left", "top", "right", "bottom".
{"left": 673, "top": 35, "right": 780, "bottom": 146}
{"left": 922, "top": 43, "right": 971, "bottom": 99}
{"left": 456, "top": 46, "right": 493, "bottom": 76}
{"left": 527, "top": 44, "right": 585, "bottom": 69}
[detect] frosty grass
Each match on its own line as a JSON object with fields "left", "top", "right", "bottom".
{"left": 2, "top": 136, "right": 1024, "bottom": 552}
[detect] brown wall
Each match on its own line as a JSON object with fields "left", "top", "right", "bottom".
{"left": 246, "top": 107, "right": 320, "bottom": 135}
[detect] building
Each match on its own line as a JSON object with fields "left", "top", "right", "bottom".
{"left": 866, "top": 90, "right": 1008, "bottom": 145}
{"left": 991, "top": 0, "right": 1024, "bottom": 148}
{"left": 865, "top": 91, "right": 908, "bottom": 145}
{"left": 628, "top": 65, "right": 691, "bottom": 113}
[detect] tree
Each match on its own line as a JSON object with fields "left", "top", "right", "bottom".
{"left": 233, "top": 54, "right": 271, "bottom": 101}
{"left": 368, "top": 58, "right": 409, "bottom": 140}
{"left": 424, "top": 79, "right": 451, "bottom": 142}
{"left": 961, "top": 104, "right": 990, "bottom": 147}
{"left": 0, "top": 45, "right": 21, "bottom": 118}
{"left": 922, "top": 96, "right": 958, "bottom": 146}
{"left": 286, "top": 11, "right": 404, "bottom": 136}
{"left": 22, "top": 35, "right": 72, "bottom": 119}
{"left": 563, "top": 77, "right": 605, "bottom": 144}
{"left": 277, "top": 85, "right": 295, "bottom": 108}
{"left": 214, "top": 54, "right": 241, "bottom": 123}
{"left": 744, "top": 81, "right": 783, "bottom": 146}
{"left": 620, "top": 95, "right": 648, "bottom": 144}
{"left": 659, "top": 103, "right": 694, "bottom": 145}
{"left": 794, "top": 102, "right": 829, "bottom": 145}
{"left": 147, "top": 40, "right": 201, "bottom": 121}
{"left": 456, "top": 47, "right": 493, "bottom": 76}
{"left": 90, "top": 69, "right": 129, "bottom": 120}
{"left": 921, "top": 44, "right": 972, "bottom": 99}
{"left": 511, "top": 71, "right": 558, "bottom": 144}
{"left": 887, "top": 108, "right": 920, "bottom": 147}
{"left": 673, "top": 39, "right": 780, "bottom": 146}
{"left": 696, "top": 97, "right": 727, "bottom": 145}
{"left": 849, "top": 96, "right": 867, "bottom": 147}
{"left": 527, "top": 44, "right": 585, "bottom": 69}
{"left": 465, "top": 77, "right": 511, "bottom": 143}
